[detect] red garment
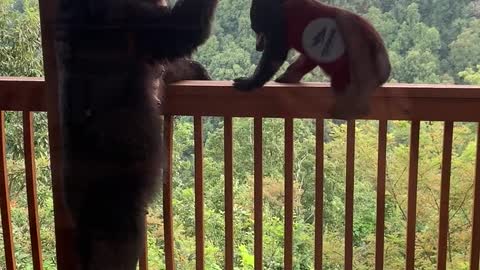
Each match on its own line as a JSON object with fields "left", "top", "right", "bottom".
{"left": 284, "top": 0, "right": 350, "bottom": 90}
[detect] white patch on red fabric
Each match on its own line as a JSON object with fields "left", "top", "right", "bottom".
{"left": 302, "top": 18, "right": 345, "bottom": 63}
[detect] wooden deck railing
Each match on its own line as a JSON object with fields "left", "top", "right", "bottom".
{"left": 1, "top": 78, "right": 480, "bottom": 270}
{"left": 0, "top": 77, "right": 46, "bottom": 270}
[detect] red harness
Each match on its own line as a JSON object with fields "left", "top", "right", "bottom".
{"left": 285, "top": 0, "right": 350, "bottom": 90}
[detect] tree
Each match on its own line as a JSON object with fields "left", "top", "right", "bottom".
{"left": 449, "top": 19, "right": 480, "bottom": 83}
{"left": 459, "top": 65, "right": 480, "bottom": 85}
{"left": 0, "top": 0, "right": 43, "bottom": 77}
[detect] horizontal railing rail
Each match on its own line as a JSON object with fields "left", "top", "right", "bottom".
{"left": 165, "top": 81, "right": 480, "bottom": 121}
{"left": 0, "top": 77, "right": 47, "bottom": 112}
{"left": 1, "top": 77, "right": 480, "bottom": 270}
{"left": 4, "top": 77, "right": 480, "bottom": 120}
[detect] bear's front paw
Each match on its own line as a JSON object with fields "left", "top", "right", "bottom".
{"left": 233, "top": 77, "right": 261, "bottom": 91}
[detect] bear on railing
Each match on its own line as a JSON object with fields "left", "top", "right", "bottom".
{"left": 233, "top": 0, "right": 391, "bottom": 119}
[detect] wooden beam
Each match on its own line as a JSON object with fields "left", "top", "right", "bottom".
{"left": 23, "top": 112, "right": 44, "bottom": 270}
{"left": 224, "top": 117, "right": 234, "bottom": 270}
{"left": 3, "top": 78, "right": 480, "bottom": 121}
{"left": 437, "top": 122, "right": 454, "bottom": 270}
{"left": 165, "top": 81, "right": 480, "bottom": 121}
{"left": 345, "top": 120, "right": 355, "bottom": 270}
{"left": 163, "top": 116, "right": 175, "bottom": 270}
{"left": 314, "top": 119, "right": 324, "bottom": 270}
{"left": 284, "top": 118, "right": 294, "bottom": 270}
{"left": 0, "top": 111, "right": 16, "bottom": 270}
{"left": 194, "top": 117, "right": 205, "bottom": 270}
{"left": 375, "top": 120, "right": 388, "bottom": 270}
{"left": 37, "top": 0, "right": 76, "bottom": 269}
{"left": 254, "top": 118, "right": 263, "bottom": 270}
{"left": 406, "top": 121, "right": 421, "bottom": 270}
{"left": 0, "top": 77, "right": 46, "bottom": 111}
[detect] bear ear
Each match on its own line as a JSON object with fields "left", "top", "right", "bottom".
{"left": 156, "top": 0, "right": 169, "bottom": 7}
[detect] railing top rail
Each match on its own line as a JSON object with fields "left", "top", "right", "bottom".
{"left": 2, "top": 77, "right": 480, "bottom": 121}
{"left": 167, "top": 80, "right": 480, "bottom": 98}
{"left": 0, "top": 77, "right": 46, "bottom": 111}
{"left": 165, "top": 81, "right": 480, "bottom": 121}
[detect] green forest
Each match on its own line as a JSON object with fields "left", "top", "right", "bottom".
{"left": 1, "top": 0, "right": 480, "bottom": 269}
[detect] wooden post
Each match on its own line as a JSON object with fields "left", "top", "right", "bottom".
{"left": 38, "top": 0, "right": 77, "bottom": 269}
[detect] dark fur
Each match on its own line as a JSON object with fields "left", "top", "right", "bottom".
{"left": 55, "top": 0, "right": 217, "bottom": 269}
{"left": 232, "top": 0, "right": 290, "bottom": 90}
{"left": 164, "top": 57, "right": 212, "bottom": 83}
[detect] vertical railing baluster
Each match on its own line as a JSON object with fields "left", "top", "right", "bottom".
{"left": 139, "top": 215, "right": 148, "bottom": 270}
{"left": 406, "top": 121, "right": 420, "bottom": 270}
{"left": 23, "top": 112, "right": 43, "bottom": 270}
{"left": 470, "top": 123, "right": 480, "bottom": 270}
{"left": 284, "top": 118, "right": 294, "bottom": 270}
{"left": 0, "top": 111, "right": 16, "bottom": 270}
{"left": 345, "top": 120, "right": 355, "bottom": 270}
{"left": 194, "top": 116, "right": 204, "bottom": 270}
{"left": 163, "top": 115, "right": 175, "bottom": 270}
{"left": 254, "top": 117, "right": 263, "bottom": 270}
{"left": 315, "top": 119, "right": 324, "bottom": 270}
{"left": 437, "top": 121, "right": 453, "bottom": 270}
{"left": 224, "top": 117, "right": 234, "bottom": 270}
{"left": 375, "top": 120, "right": 388, "bottom": 270}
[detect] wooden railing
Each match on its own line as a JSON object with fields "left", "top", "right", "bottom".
{"left": 0, "top": 77, "right": 46, "bottom": 270}
{"left": 1, "top": 78, "right": 480, "bottom": 270}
